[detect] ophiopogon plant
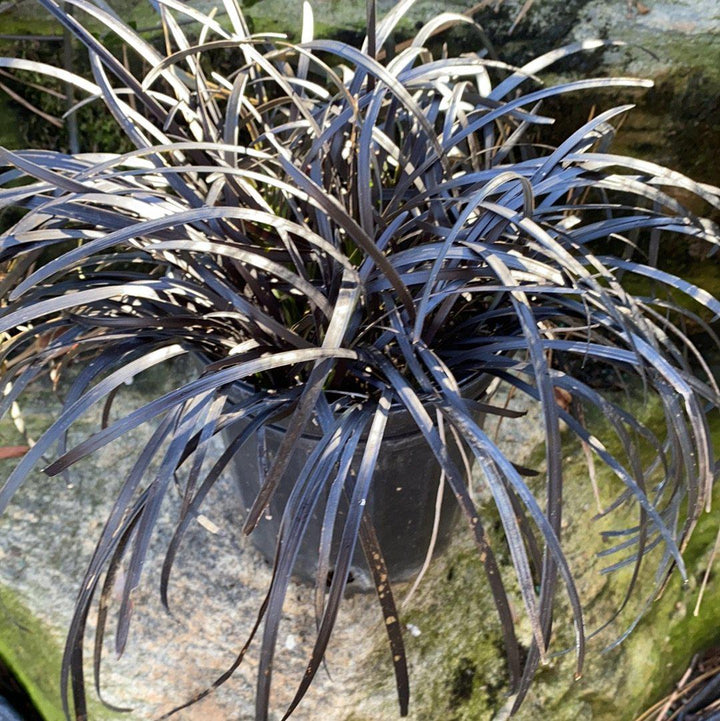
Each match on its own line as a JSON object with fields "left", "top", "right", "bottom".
{"left": 0, "top": 0, "right": 719, "bottom": 718}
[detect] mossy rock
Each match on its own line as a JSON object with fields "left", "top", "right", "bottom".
{"left": 0, "top": 586, "right": 66, "bottom": 721}
{"left": 348, "top": 404, "right": 720, "bottom": 721}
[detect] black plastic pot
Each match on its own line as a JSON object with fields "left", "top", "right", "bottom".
{"left": 224, "top": 376, "right": 495, "bottom": 591}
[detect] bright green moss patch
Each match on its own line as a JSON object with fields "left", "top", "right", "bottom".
{"left": 0, "top": 586, "right": 66, "bottom": 721}
{"left": 0, "top": 586, "right": 122, "bottom": 721}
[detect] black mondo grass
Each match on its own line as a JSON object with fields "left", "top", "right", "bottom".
{"left": 0, "top": 0, "right": 719, "bottom": 719}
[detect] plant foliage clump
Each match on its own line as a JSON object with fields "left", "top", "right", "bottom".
{"left": 0, "top": 0, "right": 719, "bottom": 719}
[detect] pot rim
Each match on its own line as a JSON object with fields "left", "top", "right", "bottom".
{"left": 195, "top": 352, "right": 499, "bottom": 441}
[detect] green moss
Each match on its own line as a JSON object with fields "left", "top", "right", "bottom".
{"left": 356, "top": 397, "right": 720, "bottom": 720}
{"left": 401, "top": 545, "right": 512, "bottom": 721}
{"left": 612, "top": 30, "right": 720, "bottom": 88}
{"left": 0, "top": 16, "right": 59, "bottom": 42}
{"left": 0, "top": 586, "right": 123, "bottom": 721}
{"left": 0, "top": 586, "right": 67, "bottom": 721}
